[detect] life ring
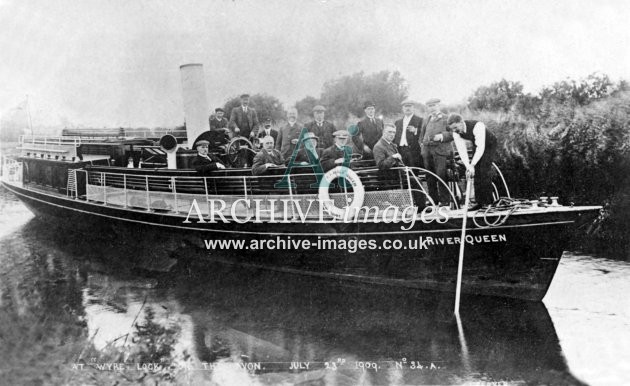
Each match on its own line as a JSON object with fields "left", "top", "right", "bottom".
{"left": 318, "top": 166, "right": 365, "bottom": 219}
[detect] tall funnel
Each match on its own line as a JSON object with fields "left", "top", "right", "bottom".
{"left": 180, "top": 63, "right": 209, "bottom": 148}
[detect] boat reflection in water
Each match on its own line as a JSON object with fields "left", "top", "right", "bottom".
{"left": 0, "top": 212, "right": 585, "bottom": 385}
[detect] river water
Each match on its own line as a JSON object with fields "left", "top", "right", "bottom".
{"left": 0, "top": 186, "right": 628, "bottom": 386}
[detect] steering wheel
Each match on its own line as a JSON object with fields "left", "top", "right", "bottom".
{"left": 350, "top": 153, "right": 363, "bottom": 162}
{"left": 226, "top": 136, "right": 255, "bottom": 167}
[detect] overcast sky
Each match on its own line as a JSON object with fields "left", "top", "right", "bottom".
{"left": 1, "top": 0, "right": 629, "bottom": 128}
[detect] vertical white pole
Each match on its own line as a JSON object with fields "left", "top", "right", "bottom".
{"left": 454, "top": 177, "right": 472, "bottom": 315}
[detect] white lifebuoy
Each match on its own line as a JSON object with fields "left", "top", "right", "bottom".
{"left": 318, "top": 166, "right": 365, "bottom": 219}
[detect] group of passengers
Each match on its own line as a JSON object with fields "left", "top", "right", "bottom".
{"left": 193, "top": 94, "right": 496, "bottom": 209}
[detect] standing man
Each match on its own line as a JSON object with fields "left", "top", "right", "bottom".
{"left": 394, "top": 99, "right": 422, "bottom": 167}
{"left": 320, "top": 130, "right": 352, "bottom": 171}
{"left": 252, "top": 135, "right": 284, "bottom": 175}
{"left": 304, "top": 105, "right": 336, "bottom": 149}
{"left": 447, "top": 113, "right": 497, "bottom": 209}
{"left": 191, "top": 140, "right": 226, "bottom": 174}
{"left": 354, "top": 101, "right": 384, "bottom": 156}
{"left": 419, "top": 98, "right": 454, "bottom": 206}
{"left": 209, "top": 108, "right": 228, "bottom": 132}
{"left": 276, "top": 107, "right": 302, "bottom": 160}
{"left": 257, "top": 117, "right": 278, "bottom": 143}
{"left": 228, "top": 94, "right": 260, "bottom": 139}
{"left": 373, "top": 123, "right": 404, "bottom": 170}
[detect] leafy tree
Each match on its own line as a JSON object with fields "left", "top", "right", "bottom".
{"left": 223, "top": 94, "right": 285, "bottom": 124}
{"left": 468, "top": 79, "right": 531, "bottom": 114}
{"left": 295, "top": 95, "right": 320, "bottom": 121}
{"left": 319, "top": 70, "right": 408, "bottom": 120}
{"left": 540, "top": 73, "right": 615, "bottom": 107}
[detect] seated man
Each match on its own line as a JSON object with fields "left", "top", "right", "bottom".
{"left": 373, "top": 123, "right": 404, "bottom": 170}
{"left": 252, "top": 135, "right": 284, "bottom": 175}
{"left": 191, "top": 140, "right": 226, "bottom": 174}
{"left": 294, "top": 132, "right": 322, "bottom": 165}
{"left": 320, "top": 130, "right": 352, "bottom": 171}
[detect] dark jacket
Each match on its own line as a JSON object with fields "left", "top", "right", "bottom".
{"left": 276, "top": 122, "right": 303, "bottom": 160}
{"left": 257, "top": 128, "right": 279, "bottom": 143}
{"left": 304, "top": 121, "right": 336, "bottom": 148}
{"left": 294, "top": 146, "right": 322, "bottom": 164}
{"left": 320, "top": 144, "right": 351, "bottom": 171}
{"left": 419, "top": 112, "right": 453, "bottom": 156}
{"left": 373, "top": 138, "right": 404, "bottom": 170}
{"left": 252, "top": 148, "right": 284, "bottom": 175}
{"left": 229, "top": 106, "right": 259, "bottom": 138}
{"left": 209, "top": 117, "right": 228, "bottom": 131}
{"left": 394, "top": 115, "right": 422, "bottom": 148}
{"left": 355, "top": 117, "right": 384, "bottom": 151}
{"left": 191, "top": 153, "right": 224, "bottom": 174}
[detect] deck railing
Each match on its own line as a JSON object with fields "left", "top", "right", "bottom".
{"left": 19, "top": 135, "right": 82, "bottom": 148}
{"left": 77, "top": 167, "right": 439, "bottom": 218}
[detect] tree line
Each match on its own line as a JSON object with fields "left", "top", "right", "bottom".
{"left": 220, "top": 71, "right": 629, "bottom": 258}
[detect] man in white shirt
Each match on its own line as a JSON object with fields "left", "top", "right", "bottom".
{"left": 394, "top": 99, "right": 422, "bottom": 167}
{"left": 447, "top": 113, "right": 498, "bottom": 209}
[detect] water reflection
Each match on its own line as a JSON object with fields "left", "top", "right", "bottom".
{"left": 2, "top": 186, "right": 622, "bottom": 384}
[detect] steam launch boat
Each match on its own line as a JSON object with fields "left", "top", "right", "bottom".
{"left": 1, "top": 64, "right": 600, "bottom": 301}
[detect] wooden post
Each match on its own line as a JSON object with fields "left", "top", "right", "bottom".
{"left": 454, "top": 177, "right": 472, "bottom": 315}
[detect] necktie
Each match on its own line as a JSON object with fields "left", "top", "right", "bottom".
{"left": 370, "top": 118, "right": 375, "bottom": 125}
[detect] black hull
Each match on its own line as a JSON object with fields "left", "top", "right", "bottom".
{"left": 1, "top": 181, "right": 599, "bottom": 301}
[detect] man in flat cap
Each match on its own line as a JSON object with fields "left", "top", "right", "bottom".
{"left": 419, "top": 98, "right": 454, "bottom": 205}
{"left": 191, "top": 140, "right": 226, "bottom": 174}
{"left": 294, "top": 132, "right": 322, "bottom": 165}
{"left": 447, "top": 113, "right": 497, "bottom": 209}
{"left": 209, "top": 107, "right": 228, "bottom": 132}
{"left": 276, "top": 107, "right": 302, "bottom": 160}
{"left": 304, "top": 105, "right": 336, "bottom": 149}
{"left": 394, "top": 99, "right": 422, "bottom": 167}
{"left": 252, "top": 135, "right": 284, "bottom": 175}
{"left": 320, "top": 130, "right": 353, "bottom": 171}
{"left": 196, "top": 107, "right": 230, "bottom": 147}
{"left": 353, "top": 101, "right": 384, "bottom": 156}
{"left": 228, "top": 94, "right": 260, "bottom": 140}
{"left": 373, "top": 123, "right": 404, "bottom": 170}
{"left": 257, "top": 117, "right": 278, "bottom": 144}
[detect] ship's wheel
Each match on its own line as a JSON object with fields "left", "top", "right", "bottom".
{"left": 226, "top": 136, "right": 256, "bottom": 167}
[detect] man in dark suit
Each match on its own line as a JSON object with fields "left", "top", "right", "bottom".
{"left": 228, "top": 94, "right": 260, "bottom": 139}
{"left": 252, "top": 135, "right": 284, "bottom": 175}
{"left": 304, "top": 105, "right": 336, "bottom": 148}
{"left": 419, "top": 98, "right": 454, "bottom": 206}
{"left": 191, "top": 140, "right": 226, "bottom": 174}
{"left": 257, "top": 117, "right": 278, "bottom": 143}
{"left": 320, "top": 130, "right": 352, "bottom": 171}
{"left": 294, "top": 132, "right": 322, "bottom": 164}
{"left": 394, "top": 99, "right": 422, "bottom": 167}
{"left": 276, "top": 107, "right": 302, "bottom": 160}
{"left": 353, "top": 101, "right": 384, "bottom": 156}
{"left": 373, "top": 123, "right": 404, "bottom": 170}
{"left": 209, "top": 107, "right": 228, "bottom": 131}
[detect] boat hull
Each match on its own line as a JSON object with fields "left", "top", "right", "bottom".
{"left": 1, "top": 180, "right": 599, "bottom": 301}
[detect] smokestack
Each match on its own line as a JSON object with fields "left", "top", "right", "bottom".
{"left": 179, "top": 64, "right": 209, "bottom": 148}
